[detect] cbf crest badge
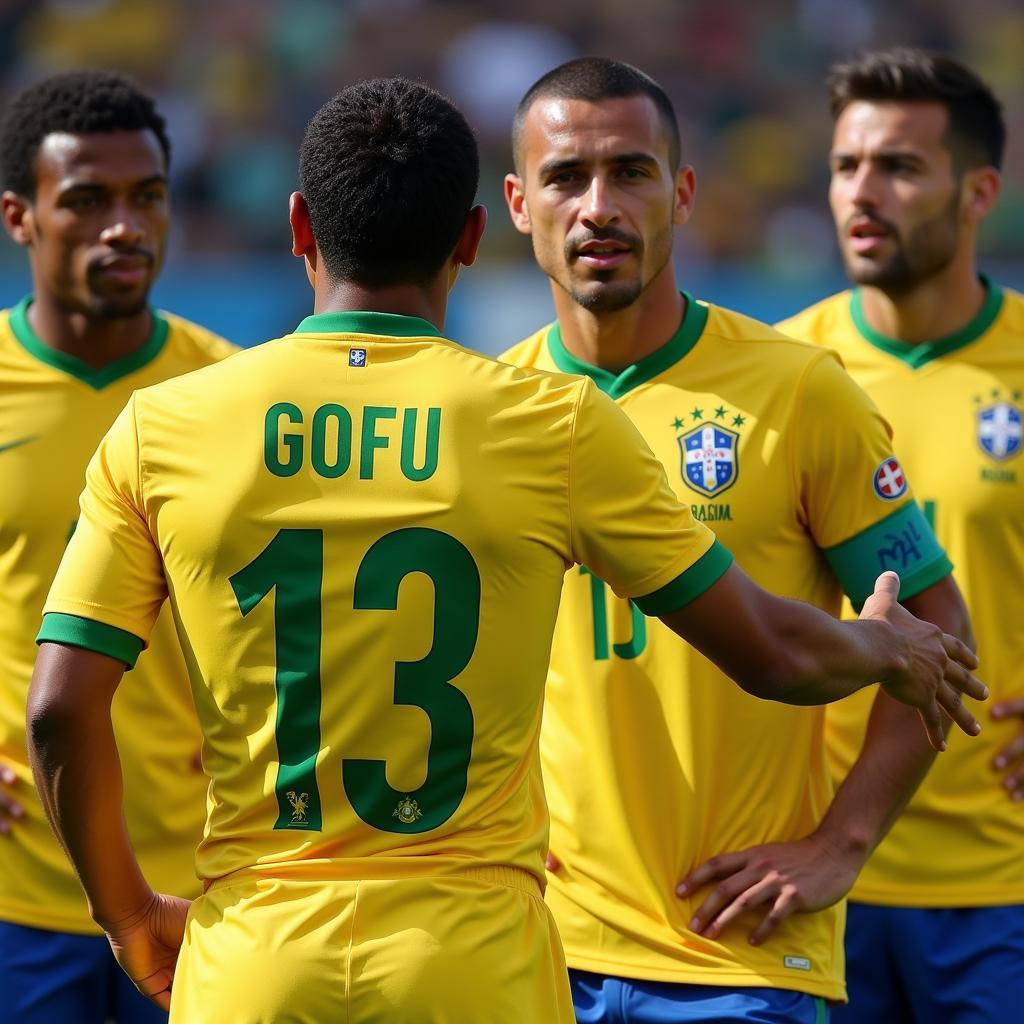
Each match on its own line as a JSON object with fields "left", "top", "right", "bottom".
{"left": 679, "top": 422, "right": 739, "bottom": 498}
{"left": 977, "top": 402, "right": 1022, "bottom": 461}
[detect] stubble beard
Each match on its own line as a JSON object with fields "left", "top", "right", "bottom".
{"left": 844, "top": 192, "right": 961, "bottom": 298}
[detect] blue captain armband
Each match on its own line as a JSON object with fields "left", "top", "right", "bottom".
{"left": 824, "top": 502, "right": 953, "bottom": 612}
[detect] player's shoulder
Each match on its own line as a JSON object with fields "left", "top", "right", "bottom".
{"left": 701, "top": 300, "right": 840, "bottom": 376}
{"left": 996, "top": 283, "right": 1024, "bottom": 331}
{"left": 499, "top": 324, "right": 550, "bottom": 369}
{"left": 159, "top": 311, "right": 239, "bottom": 367}
{"left": 774, "top": 290, "right": 853, "bottom": 344}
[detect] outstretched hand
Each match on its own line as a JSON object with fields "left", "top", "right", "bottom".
{"left": 105, "top": 892, "right": 192, "bottom": 1011}
{"left": 860, "top": 572, "right": 986, "bottom": 750}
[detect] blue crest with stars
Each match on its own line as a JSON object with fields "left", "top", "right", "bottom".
{"left": 977, "top": 402, "right": 1022, "bottom": 461}
{"left": 679, "top": 421, "right": 739, "bottom": 497}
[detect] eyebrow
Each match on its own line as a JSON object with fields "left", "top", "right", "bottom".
{"left": 830, "top": 148, "right": 926, "bottom": 164}
{"left": 537, "top": 152, "right": 660, "bottom": 178}
{"left": 58, "top": 174, "right": 168, "bottom": 194}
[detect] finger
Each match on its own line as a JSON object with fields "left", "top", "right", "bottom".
{"left": 142, "top": 984, "right": 172, "bottom": 1012}
{"left": 748, "top": 889, "right": 798, "bottom": 946}
{"left": 937, "top": 683, "right": 981, "bottom": 738}
{"left": 992, "top": 699, "right": 1024, "bottom": 721}
{"left": 918, "top": 702, "right": 947, "bottom": 752}
{"left": 689, "top": 868, "right": 760, "bottom": 933}
{"left": 994, "top": 734, "right": 1024, "bottom": 771}
{"left": 545, "top": 852, "right": 561, "bottom": 873}
{"left": 941, "top": 634, "right": 980, "bottom": 674}
{"left": 677, "top": 851, "right": 749, "bottom": 897}
{"left": 704, "top": 877, "right": 779, "bottom": 939}
{"left": 871, "top": 571, "right": 901, "bottom": 602}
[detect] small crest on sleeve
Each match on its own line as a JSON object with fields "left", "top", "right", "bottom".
{"left": 349, "top": 348, "right": 367, "bottom": 367}
{"left": 873, "top": 457, "right": 907, "bottom": 500}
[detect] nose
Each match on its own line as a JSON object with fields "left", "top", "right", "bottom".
{"left": 99, "top": 202, "right": 145, "bottom": 247}
{"left": 580, "top": 174, "right": 619, "bottom": 228}
{"left": 847, "top": 163, "right": 881, "bottom": 209}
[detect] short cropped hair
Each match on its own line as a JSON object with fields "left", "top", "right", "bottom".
{"left": 513, "top": 57, "right": 681, "bottom": 172}
{"left": 298, "top": 78, "right": 479, "bottom": 288}
{"left": 0, "top": 69, "right": 171, "bottom": 198}
{"left": 827, "top": 48, "right": 1004, "bottom": 170}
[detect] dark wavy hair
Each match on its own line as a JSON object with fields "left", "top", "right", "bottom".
{"left": 828, "top": 48, "right": 1004, "bottom": 171}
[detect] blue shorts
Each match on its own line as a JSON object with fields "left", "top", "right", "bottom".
{"left": 569, "top": 969, "right": 829, "bottom": 1023}
{"left": 0, "top": 918, "right": 167, "bottom": 1024}
{"left": 836, "top": 901, "right": 1024, "bottom": 1024}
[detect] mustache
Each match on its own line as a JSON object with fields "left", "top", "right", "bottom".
{"left": 88, "top": 249, "right": 155, "bottom": 272}
{"left": 565, "top": 227, "right": 640, "bottom": 258}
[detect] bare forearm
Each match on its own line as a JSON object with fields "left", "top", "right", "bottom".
{"left": 27, "top": 644, "right": 152, "bottom": 930}
{"left": 818, "top": 576, "right": 975, "bottom": 856}
{"left": 818, "top": 691, "right": 933, "bottom": 862}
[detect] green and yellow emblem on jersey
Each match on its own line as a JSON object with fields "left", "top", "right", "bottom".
{"left": 286, "top": 790, "right": 310, "bottom": 824}
{"left": 393, "top": 797, "right": 423, "bottom": 825}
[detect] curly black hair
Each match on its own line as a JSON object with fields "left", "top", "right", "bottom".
{"left": 0, "top": 69, "right": 171, "bottom": 198}
{"left": 299, "top": 78, "right": 479, "bottom": 288}
{"left": 828, "top": 49, "right": 1004, "bottom": 171}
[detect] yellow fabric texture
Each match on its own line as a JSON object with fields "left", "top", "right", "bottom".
{"left": 170, "top": 869, "right": 573, "bottom": 1023}
{"left": 0, "top": 306, "right": 235, "bottom": 933}
{"left": 42, "top": 317, "right": 719, "bottom": 898}
{"left": 502, "top": 299, "right": 926, "bottom": 1000}
{"left": 779, "top": 286, "right": 1024, "bottom": 906}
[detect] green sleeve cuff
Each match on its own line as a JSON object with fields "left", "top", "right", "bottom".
{"left": 634, "top": 539, "right": 734, "bottom": 616}
{"left": 824, "top": 502, "right": 953, "bottom": 611}
{"left": 36, "top": 613, "right": 144, "bottom": 669}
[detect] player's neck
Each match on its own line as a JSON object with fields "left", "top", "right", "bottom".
{"left": 314, "top": 278, "right": 446, "bottom": 333}
{"left": 27, "top": 291, "right": 154, "bottom": 370}
{"left": 552, "top": 270, "right": 684, "bottom": 373}
{"left": 857, "top": 255, "right": 987, "bottom": 346}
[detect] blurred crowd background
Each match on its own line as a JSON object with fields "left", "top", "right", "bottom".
{"left": 0, "top": 0, "right": 1021, "bottom": 350}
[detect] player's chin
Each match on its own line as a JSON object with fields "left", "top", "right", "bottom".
{"left": 88, "top": 288, "right": 151, "bottom": 320}
{"left": 570, "top": 278, "right": 642, "bottom": 314}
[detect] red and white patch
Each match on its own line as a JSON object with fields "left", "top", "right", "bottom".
{"left": 873, "top": 457, "right": 907, "bottom": 500}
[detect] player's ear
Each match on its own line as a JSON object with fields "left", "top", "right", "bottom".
{"left": 288, "top": 191, "right": 317, "bottom": 285}
{"left": 961, "top": 165, "right": 1000, "bottom": 226}
{"left": 2, "top": 191, "right": 34, "bottom": 247}
{"left": 505, "top": 173, "right": 531, "bottom": 235}
{"left": 672, "top": 165, "right": 696, "bottom": 227}
{"left": 452, "top": 204, "right": 487, "bottom": 269}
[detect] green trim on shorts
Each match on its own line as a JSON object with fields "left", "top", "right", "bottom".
{"left": 815, "top": 995, "right": 829, "bottom": 1024}
{"left": 36, "top": 613, "right": 144, "bottom": 669}
{"left": 633, "top": 539, "right": 733, "bottom": 616}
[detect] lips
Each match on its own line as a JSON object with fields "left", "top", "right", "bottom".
{"left": 570, "top": 234, "right": 635, "bottom": 271}
{"left": 91, "top": 252, "right": 154, "bottom": 287}
{"left": 845, "top": 217, "right": 892, "bottom": 255}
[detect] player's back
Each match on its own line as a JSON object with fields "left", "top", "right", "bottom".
{"left": 112, "top": 310, "right": 682, "bottom": 888}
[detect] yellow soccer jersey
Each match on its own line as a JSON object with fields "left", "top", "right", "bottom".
{"left": 502, "top": 294, "right": 950, "bottom": 1000}
{"left": 0, "top": 296, "right": 235, "bottom": 934}
{"left": 779, "top": 279, "right": 1024, "bottom": 906}
{"left": 38, "top": 310, "right": 729, "bottom": 894}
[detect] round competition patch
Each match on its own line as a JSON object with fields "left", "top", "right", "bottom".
{"left": 873, "top": 457, "right": 907, "bottom": 500}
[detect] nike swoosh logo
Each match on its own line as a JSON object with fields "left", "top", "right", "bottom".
{"left": 0, "top": 436, "right": 37, "bottom": 455}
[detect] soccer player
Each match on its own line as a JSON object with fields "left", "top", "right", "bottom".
{"left": 26, "top": 78, "right": 980, "bottom": 1024}
{"left": 0, "top": 70, "right": 235, "bottom": 1023}
{"left": 501, "top": 57, "right": 977, "bottom": 1023}
{"left": 778, "top": 48, "right": 1024, "bottom": 1022}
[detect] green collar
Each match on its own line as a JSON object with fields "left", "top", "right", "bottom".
{"left": 294, "top": 310, "right": 442, "bottom": 338}
{"left": 9, "top": 295, "right": 169, "bottom": 390}
{"left": 546, "top": 292, "right": 709, "bottom": 399}
{"left": 850, "top": 275, "right": 1003, "bottom": 369}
